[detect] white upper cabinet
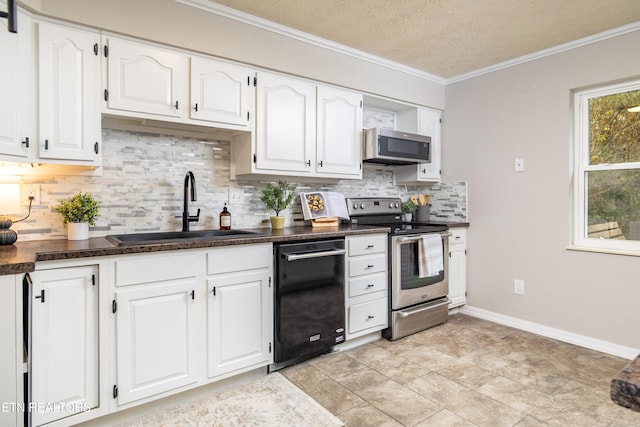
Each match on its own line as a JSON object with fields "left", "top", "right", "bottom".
{"left": 190, "top": 57, "right": 254, "bottom": 128}
{"left": 232, "top": 72, "right": 363, "bottom": 180}
{"left": 316, "top": 86, "right": 363, "bottom": 177}
{"left": 394, "top": 107, "right": 442, "bottom": 183}
{"left": 0, "top": 6, "right": 32, "bottom": 161}
{"left": 38, "top": 22, "right": 101, "bottom": 165}
{"left": 104, "top": 36, "right": 255, "bottom": 132}
{"left": 255, "top": 72, "right": 316, "bottom": 174}
{"left": 104, "top": 36, "right": 187, "bottom": 118}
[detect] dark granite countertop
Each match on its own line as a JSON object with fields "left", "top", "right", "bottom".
{"left": 611, "top": 354, "right": 640, "bottom": 412}
{"left": 0, "top": 225, "right": 390, "bottom": 276}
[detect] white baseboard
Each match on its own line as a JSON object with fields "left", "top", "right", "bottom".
{"left": 459, "top": 305, "right": 639, "bottom": 360}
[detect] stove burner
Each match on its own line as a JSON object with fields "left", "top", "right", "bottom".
{"left": 346, "top": 196, "right": 447, "bottom": 235}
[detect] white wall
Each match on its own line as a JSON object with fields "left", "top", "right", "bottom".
{"left": 21, "top": 0, "right": 444, "bottom": 109}
{"left": 443, "top": 29, "right": 640, "bottom": 349}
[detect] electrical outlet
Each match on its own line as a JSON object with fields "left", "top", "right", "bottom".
{"left": 514, "top": 279, "right": 525, "bottom": 295}
{"left": 228, "top": 189, "right": 244, "bottom": 204}
{"left": 514, "top": 158, "right": 524, "bottom": 172}
{"left": 22, "top": 184, "right": 41, "bottom": 206}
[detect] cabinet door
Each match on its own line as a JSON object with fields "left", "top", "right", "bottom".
{"left": 417, "top": 108, "right": 442, "bottom": 181}
{"left": 30, "top": 266, "right": 99, "bottom": 426}
{"left": 255, "top": 73, "right": 315, "bottom": 173}
{"left": 316, "top": 86, "right": 363, "bottom": 177}
{"left": 207, "top": 270, "right": 271, "bottom": 378}
{"left": 448, "top": 243, "right": 467, "bottom": 308}
{"left": 0, "top": 275, "right": 22, "bottom": 427}
{"left": 105, "top": 37, "right": 187, "bottom": 118}
{"left": 38, "top": 22, "right": 101, "bottom": 163}
{"left": 0, "top": 7, "right": 31, "bottom": 160}
{"left": 115, "top": 281, "right": 198, "bottom": 405}
{"left": 190, "top": 57, "right": 253, "bottom": 127}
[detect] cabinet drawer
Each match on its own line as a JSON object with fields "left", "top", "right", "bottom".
{"left": 448, "top": 228, "right": 467, "bottom": 244}
{"left": 347, "top": 234, "right": 387, "bottom": 256}
{"left": 348, "top": 298, "right": 387, "bottom": 334}
{"left": 349, "top": 254, "right": 386, "bottom": 277}
{"left": 115, "top": 253, "right": 197, "bottom": 286}
{"left": 207, "top": 243, "right": 271, "bottom": 275}
{"left": 348, "top": 273, "right": 387, "bottom": 298}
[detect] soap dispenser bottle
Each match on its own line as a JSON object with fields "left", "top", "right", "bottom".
{"left": 220, "top": 203, "right": 231, "bottom": 230}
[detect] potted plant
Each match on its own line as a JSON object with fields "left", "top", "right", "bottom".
{"left": 401, "top": 199, "right": 417, "bottom": 222}
{"left": 54, "top": 192, "right": 100, "bottom": 240}
{"left": 260, "top": 181, "right": 296, "bottom": 229}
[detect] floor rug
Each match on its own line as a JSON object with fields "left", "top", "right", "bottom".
{"left": 120, "top": 372, "right": 344, "bottom": 427}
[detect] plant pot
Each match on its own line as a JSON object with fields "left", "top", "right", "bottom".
{"left": 269, "top": 216, "right": 285, "bottom": 229}
{"left": 67, "top": 222, "right": 89, "bottom": 240}
{"left": 402, "top": 213, "right": 413, "bottom": 222}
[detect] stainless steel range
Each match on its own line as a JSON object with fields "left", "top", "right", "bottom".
{"left": 346, "top": 197, "right": 449, "bottom": 340}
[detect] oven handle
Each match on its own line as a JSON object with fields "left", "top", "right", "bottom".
{"left": 284, "top": 248, "right": 346, "bottom": 261}
{"left": 397, "top": 234, "right": 443, "bottom": 244}
{"left": 396, "top": 299, "right": 449, "bottom": 317}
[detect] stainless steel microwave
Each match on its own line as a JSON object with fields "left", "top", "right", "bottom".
{"left": 363, "top": 128, "right": 431, "bottom": 165}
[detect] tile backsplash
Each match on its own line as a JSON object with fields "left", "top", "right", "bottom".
{"left": 7, "top": 129, "right": 467, "bottom": 241}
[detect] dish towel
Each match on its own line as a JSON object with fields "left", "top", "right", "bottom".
{"left": 418, "top": 234, "right": 444, "bottom": 278}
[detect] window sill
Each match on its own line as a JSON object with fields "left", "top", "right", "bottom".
{"left": 566, "top": 245, "right": 640, "bottom": 257}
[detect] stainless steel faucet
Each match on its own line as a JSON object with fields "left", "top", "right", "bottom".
{"left": 182, "top": 171, "right": 200, "bottom": 232}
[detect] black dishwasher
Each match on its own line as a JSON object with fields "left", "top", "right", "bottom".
{"left": 272, "top": 239, "right": 346, "bottom": 371}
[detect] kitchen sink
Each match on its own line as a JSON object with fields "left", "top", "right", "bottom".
{"left": 106, "top": 229, "right": 266, "bottom": 246}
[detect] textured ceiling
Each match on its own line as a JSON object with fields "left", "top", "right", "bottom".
{"left": 208, "top": 0, "right": 640, "bottom": 79}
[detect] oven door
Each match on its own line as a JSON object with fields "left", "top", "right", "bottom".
{"left": 390, "top": 232, "right": 448, "bottom": 310}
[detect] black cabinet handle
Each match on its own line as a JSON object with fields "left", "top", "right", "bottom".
{"left": 35, "top": 289, "right": 45, "bottom": 303}
{"left": 318, "top": 160, "right": 323, "bottom": 167}
{"left": 306, "top": 160, "right": 311, "bottom": 167}
{"left": 94, "top": 142, "right": 99, "bottom": 154}
{"left": 174, "top": 101, "right": 179, "bottom": 110}
{"left": 191, "top": 290, "right": 195, "bottom": 300}
{"left": 44, "top": 139, "right": 49, "bottom": 150}
{"left": 194, "top": 103, "right": 198, "bottom": 112}
{"left": 21, "top": 137, "right": 29, "bottom": 148}
{"left": 93, "top": 43, "right": 98, "bottom": 56}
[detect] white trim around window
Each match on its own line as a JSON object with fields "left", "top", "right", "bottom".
{"left": 571, "top": 79, "right": 640, "bottom": 255}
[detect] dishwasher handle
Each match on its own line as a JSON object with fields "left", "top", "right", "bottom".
{"left": 284, "top": 248, "right": 346, "bottom": 261}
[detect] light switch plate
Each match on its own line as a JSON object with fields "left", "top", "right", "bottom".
{"left": 514, "top": 158, "right": 524, "bottom": 172}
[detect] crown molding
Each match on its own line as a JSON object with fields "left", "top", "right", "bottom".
{"left": 446, "top": 21, "right": 640, "bottom": 84}
{"left": 177, "top": 1, "right": 640, "bottom": 87}
{"left": 176, "top": 0, "right": 447, "bottom": 85}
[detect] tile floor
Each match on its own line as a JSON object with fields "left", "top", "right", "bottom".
{"left": 281, "top": 314, "right": 640, "bottom": 426}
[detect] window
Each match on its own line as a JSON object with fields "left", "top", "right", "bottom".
{"left": 573, "top": 80, "right": 640, "bottom": 253}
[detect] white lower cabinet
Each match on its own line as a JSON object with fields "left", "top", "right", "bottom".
{"left": 345, "top": 234, "right": 388, "bottom": 339}
{"left": 206, "top": 244, "right": 272, "bottom": 378}
{"left": 115, "top": 281, "right": 199, "bottom": 405}
{"left": 110, "top": 244, "right": 272, "bottom": 410}
{"left": 113, "top": 253, "right": 199, "bottom": 406}
{"left": 30, "top": 265, "right": 99, "bottom": 426}
{"left": 448, "top": 228, "right": 467, "bottom": 308}
{"left": 0, "top": 274, "right": 23, "bottom": 427}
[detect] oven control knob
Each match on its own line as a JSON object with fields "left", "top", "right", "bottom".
{"left": 360, "top": 203, "right": 365, "bottom": 209}
{"left": 352, "top": 203, "right": 358, "bottom": 209}
{"left": 388, "top": 203, "right": 393, "bottom": 208}
{"left": 394, "top": 202, "right": 399, "bottom": 208}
